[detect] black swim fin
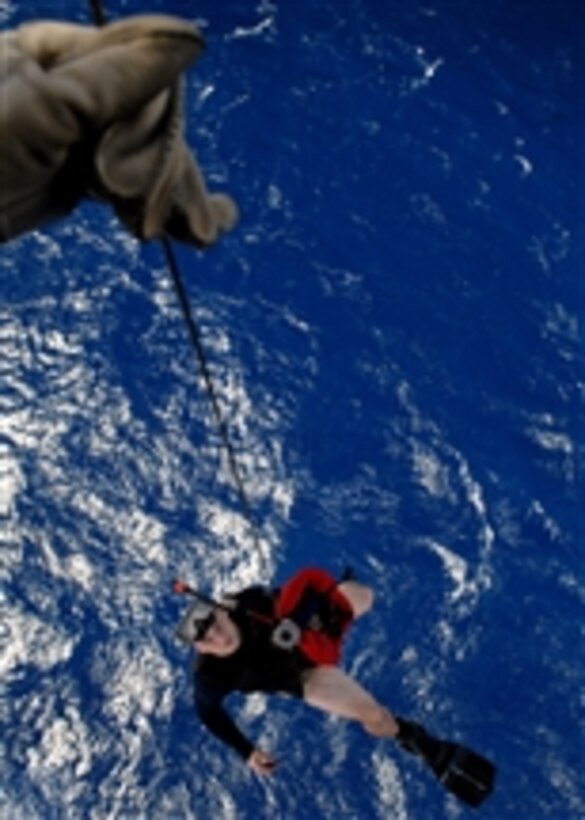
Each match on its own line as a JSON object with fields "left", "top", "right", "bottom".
{"left": 396, "top": 719, "right": 496, "bottom": 808}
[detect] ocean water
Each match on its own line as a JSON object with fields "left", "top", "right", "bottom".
{"left": 1, "top": 1, "right": 582, "bottom": 818}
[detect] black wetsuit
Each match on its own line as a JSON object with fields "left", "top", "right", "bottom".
{"left": 194, "top": 586, "right": 314, "bottom": 760}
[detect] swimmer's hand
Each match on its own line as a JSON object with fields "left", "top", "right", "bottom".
{"left": 247, "top": 749, "right": 277, "bottom": 775}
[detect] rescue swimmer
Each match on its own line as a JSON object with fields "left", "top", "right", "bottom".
{"left": 176, "top": 567, "right": 496, "bottom": 807}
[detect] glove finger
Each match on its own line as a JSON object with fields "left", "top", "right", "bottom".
{"left": 20, "top": 16, "right": 204, "bottom": 128}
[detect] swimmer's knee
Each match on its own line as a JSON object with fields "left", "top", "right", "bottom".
{"left": 361, "top": 704, "right": 396, "bottom": 737}
{"left": 339, "top": 581, "right": 374, "bottom": 618}
{"left": 362, "top": 585, "right": 374, "bottom": 612}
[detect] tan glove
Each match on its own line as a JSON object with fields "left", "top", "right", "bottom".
{"left": 0, "top": 15, "right": 238, "bottom": 245}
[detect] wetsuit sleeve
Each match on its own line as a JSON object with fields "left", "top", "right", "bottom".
{"left": 194, "top": 675, "right": 254, "bottom": 761}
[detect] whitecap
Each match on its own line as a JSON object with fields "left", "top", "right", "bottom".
{"left": 371, "top": 750, "right": 409, "bottom": 820}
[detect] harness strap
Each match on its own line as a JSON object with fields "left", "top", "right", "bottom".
{"left": 274, "top": 568, "right": 354, "bottom": 664}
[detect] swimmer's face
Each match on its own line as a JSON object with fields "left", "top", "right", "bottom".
{"left": 194, "top": 608, "right": 241, "bottom": 657}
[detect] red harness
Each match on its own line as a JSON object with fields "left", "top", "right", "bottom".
{"left": 275, "top": 567, "right": 354, "bottom": 665}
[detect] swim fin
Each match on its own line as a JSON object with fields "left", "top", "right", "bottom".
{"left": 396, "top": 719, "right": 496, "bottom": 808}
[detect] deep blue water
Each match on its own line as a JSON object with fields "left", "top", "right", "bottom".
{"left": 1, "top": 1, "right": 583, "bottom": 818}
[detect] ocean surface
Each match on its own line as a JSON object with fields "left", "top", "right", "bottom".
{"left": 1, "top": 1, "right": 582, "bottom": 818}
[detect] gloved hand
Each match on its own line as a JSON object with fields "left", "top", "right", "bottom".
{"left": 0, "top": 15, "right": 238, "bottom": 245}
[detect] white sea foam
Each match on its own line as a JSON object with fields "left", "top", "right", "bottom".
{"left": 371, "top": 751, "right": 409, "bottom": 820}
{"left": 99, "top": 640, "right": 174, "bottom": 725}
{"left": 230, "top": 16, "right": 276, "bottom": 41}
{"left": 398, "top": 381, "right": 495, "bottom": 612}
{"left": 530, "top": 428, "right": 573, "bottom": 455}
{"left": 542, "top": 303, "right": 579, "bottom": 353}
{"left": 514, "top": 154, "right": 533, "bottom": 176}
{"left": 524, "top": 413, "right": 576, "bottom": 481}
{"left": 27, "top": 705, "right": 92, "bottom": 779}
{"left": 0, "top": 445, "right": 24, "bottom": 517}
{"left": 411, "top": 442, "right": 455, "bottom": 501}
{"left": 0, "top": 606, "right": 75, "bottom": 678}
{"left": 196, "top": 498, "right": 272, "bottom": 587}
{"left": 423, "top": 539, "right": 470, "bottom": 603}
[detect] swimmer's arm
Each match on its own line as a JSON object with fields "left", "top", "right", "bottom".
{"left": 194, "top": 679, "right": 277, "bottom": 774}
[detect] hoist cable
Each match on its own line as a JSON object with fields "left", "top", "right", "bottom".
{"left": 87, "top": 0, "right": 267, "bottom": 572}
